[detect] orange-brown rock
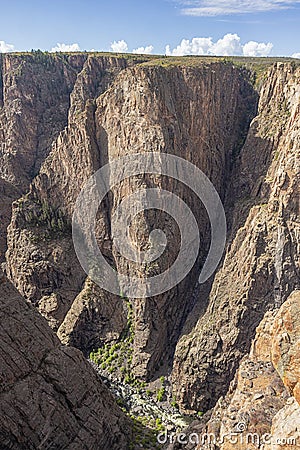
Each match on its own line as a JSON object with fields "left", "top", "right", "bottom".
{"left": 271, "top": 290, "right": 300, "bottom": 405}
{"left": 165, "top": 310, "right": 294, "bottom": 450}
{"left": 198, "top": 311, "right": 288, "bottom": 450}
{"left": 267, "top": 398, "right": 300, "bottom": 449}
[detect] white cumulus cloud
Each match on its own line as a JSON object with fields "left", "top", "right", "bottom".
{"left": 211, "top": 33, "right": 242, "bottom": 56}
{"left": 110, "top": 40, "right": 128, "bottom": 53}
{"left": 132, "top": 45, "right": 154, "bottom": 54}
{"left": 0, "top": 40, "right": 15, "bottom": 53}
{"left": 292, "top": 53, "right": 300, "bottom": 58}
{"left": 179, "top": 0, "right": 300, "bottom": 16}
{"left": 166, "top": 33, "right": 273, "bottom": 57}
{"left": 50, "top": 43, "right": 80, "bottom": 52}
{"left": 166, "top": 37, "right": 213, "bottom": 56}
{"left": 243, "top": 41, "right": 273, "bottom": 56}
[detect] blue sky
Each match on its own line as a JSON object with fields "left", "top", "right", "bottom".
{"left": 0, "top": 0, "right": 300, "bottom": 57}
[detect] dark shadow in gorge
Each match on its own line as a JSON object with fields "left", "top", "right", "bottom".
{"left": 172, "top": 124, "right": 288, "bottom": 412}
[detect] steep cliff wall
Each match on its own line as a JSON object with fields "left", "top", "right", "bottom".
{"left": 5, "top": 59, "right": 258, "bottom": 378}
{"left": 0, "top": 53, "right": 148, "bottom": 262}
{"left": 171, "top": 62, "right": 300, "bottom": 413}
{"left": 0, "top": 52, "right": 87, "bottom": 261}
{"left": 4, "top": 54, "right": 147, "bottom": 332}
{"left": 0, "top": 52, "right": 88, "bottom": 189}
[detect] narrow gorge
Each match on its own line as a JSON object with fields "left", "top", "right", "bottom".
{"left": 0, "top": 52, "right": 299, "bottom": 449}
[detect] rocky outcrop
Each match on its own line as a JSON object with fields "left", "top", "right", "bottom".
{"left": 0, "top": 178, "right": 20, "bottom": 261}
{"left": 193, "top": 310, "right": 290, "bottom": 450}
{"left": 0, "top": 269, "right": 132, "bottom": 449}
{"left": 165, "top": 294, "right": 300, "bottom": 449}
{"left": 171, "top": 62, "right": 300, "bottom": 413}
{"left": 57, "top": 277, "right": 127, "bottom": 354}
{"left": 271, "top": 290, "right": 300, "bottom": 405}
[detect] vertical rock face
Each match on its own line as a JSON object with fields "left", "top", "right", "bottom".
{"left": 0, "top": 178, "right": 20, "bottom": 261}
{"left": 92, "top": 62, "right": 257, "bottom": 376}
{"left": 171, "top": 62, "right": 300, "bottom": 413}
{"left": 5, "top": 59, "right": 258, "bottom": 375}
{"left": 0, "top": 53, "right": 87, "bottom": 190}
{"left": 0, "top": 52, "right": 87, "bottom": 261}
{"left": 0, "top": 269, "right": 132, "bottom": 449}
{"left": 4, "top": 55, "right": 144, "bottom": 332}
{"left": 0, "top": 53, "right": 144, "bottom": 261}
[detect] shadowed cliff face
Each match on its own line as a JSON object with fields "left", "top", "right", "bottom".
{"left": 0, "top": 52, "right": 88, "bottom": 261}
{"left": 1, "top": 54, "right": 299, "bottom": 425}
{"left": 171, "top": 63, "right": 300, "bottom": 413}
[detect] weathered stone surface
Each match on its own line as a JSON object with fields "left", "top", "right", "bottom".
{"left": 0, "top": 269, "right": 132, "bottom": 449}
{"left": 165, "top": 308, "right": 295, "bottom": 450}
{"left": 271, "top": 290, "right": 300, "bottom": 405}
{"left": 198, "top": 310, "right": 290, "bottom": 450}
{"left": 0, "top": 53, "right": 87, "bottom": 190}
{"left": 0, "top": 178, "right": 20, "bottom": 261}
{"left": 0, "top": 52, "right": 88, "bottom": 261}
{"left": 5, "top": 59, "right": 258, "bottom": 376}
{"left": 5, "top": 54, "right": 141, "bottom": 331}
{"left": 57, "top": 277, "right": 127, "bottom": 354}
{"left": 267, "top": 398, "right": 300, "bottom": 449}
{"left": 171, "top": 62, "right": 300, "bottom": 413}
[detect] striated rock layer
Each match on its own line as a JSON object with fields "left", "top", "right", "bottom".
{"left": 0, "top": 52, "right": 87, "bottom": 261}
{"left": 0, "top": 269, "right": 132, "bottom": 449}
{"left": 5, "top": 57, "right": 258, "bottom": 376}
{"left": 3, "top": 53, "right": 148, "bottom": 332}
{"left": 171, "top": 62, "right": 300, "bottom": 413}
{"left": 271, "top": 290, "right": 300, "bottom": 404}
{"left": 166, "top": 291, "right": 300, "bottom": 449}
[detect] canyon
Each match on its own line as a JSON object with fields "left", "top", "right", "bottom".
{"left": 0, "top": 52, "right": 299, "bottom": 449}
